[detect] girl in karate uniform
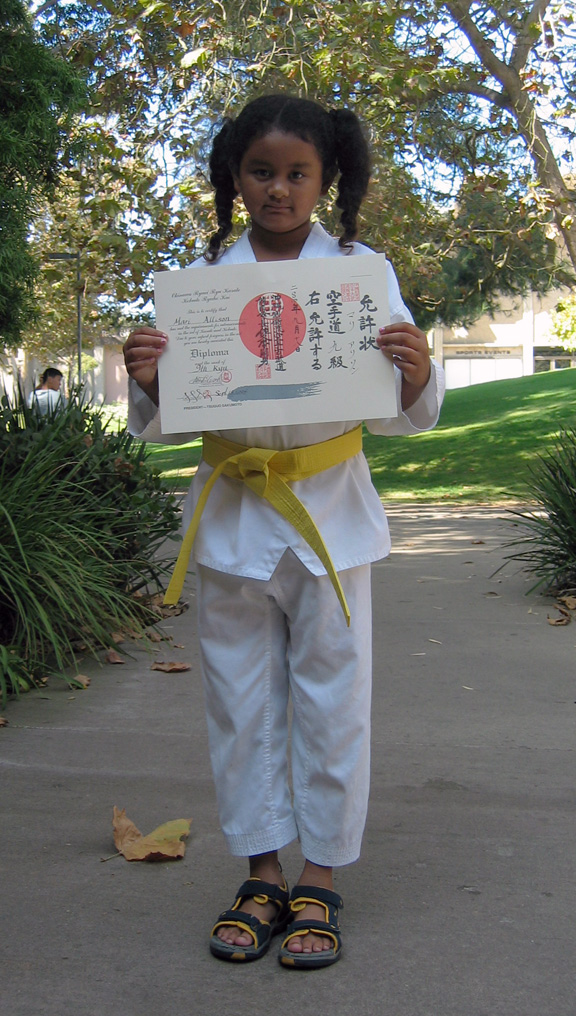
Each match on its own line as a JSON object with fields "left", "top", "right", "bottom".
{"left": 124, "top": 94, "right": 444, "bottom": 968}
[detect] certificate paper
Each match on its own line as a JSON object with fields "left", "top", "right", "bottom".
{"left": 155, "top": 254, "right": 397, "bottom": 433}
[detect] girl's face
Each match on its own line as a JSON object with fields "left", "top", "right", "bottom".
{"left": 232, "top": 130, "right": 329, "bottom": 242}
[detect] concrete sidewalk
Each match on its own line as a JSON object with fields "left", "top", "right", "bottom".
{"left": 1, "top": 506, "right": 575, "bottom": 1016}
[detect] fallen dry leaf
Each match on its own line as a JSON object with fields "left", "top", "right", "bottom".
{"left": 470, "top": 540, "right": 485, "bottom": 545}
{"left": 112, "top": 807, "right": 191, "bottom": 861}
{"left": 148, "top": 598, "right": 189, "bottom": 619}
{"left": 124, "top": 628, "right": 144, "bottom": 640}
{"left": 558, "top": 595, "right": 576, "bottom": 611}
{"left": 105, "top": 649, "right": 125, "bottom": 665}
{"left": 71, "top": 674, "right": 91, "bottom": 689}
{"left": 148, "top": 631, "right": 165, "bottom": 643}
{"left": 151, "top": 661, "right": 191, "bottom": 673}
{"left": 547, "top": 608, "right": 571, "bottom": 626}
{"left": 110, "top": 632, "right": 125, "bottom": 644}
{"left": 0, "top": 716, "right": 8, "bottom": 727}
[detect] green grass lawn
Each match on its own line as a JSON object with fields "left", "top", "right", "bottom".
{"left": 143, "top": 368, "right": 576, "bottom": 503}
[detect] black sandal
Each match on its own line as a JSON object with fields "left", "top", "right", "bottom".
{"left": 278, "top": 885, "right": 343, "bottom": 968}
{"left": 210, "top": 877, "right": 290, "bottom": 962}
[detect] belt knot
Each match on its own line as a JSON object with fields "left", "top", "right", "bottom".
{"left": 229, "top": 447, "right": 276, "bottom": 492}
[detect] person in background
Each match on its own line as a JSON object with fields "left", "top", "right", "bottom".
{"left": 27, "top": 368, "right": 66, "bottom": 415}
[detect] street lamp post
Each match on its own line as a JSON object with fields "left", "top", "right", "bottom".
{"left": 47, "top": 252, "right": 82, "bottom": 380}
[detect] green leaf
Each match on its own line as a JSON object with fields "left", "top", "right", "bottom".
{"left": 180, "top": 47, "right": 208, "bottom": 68}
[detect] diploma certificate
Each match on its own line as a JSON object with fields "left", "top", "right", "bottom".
{"left": 155, "top": 254, "right": 397, "bottom": 433}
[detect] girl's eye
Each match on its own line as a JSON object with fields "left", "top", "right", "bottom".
{"left": 253, "top": 169, "right": 270, "bottom": 179}
{"left": 291, "top": 171, "right": 304, "bottom": 180}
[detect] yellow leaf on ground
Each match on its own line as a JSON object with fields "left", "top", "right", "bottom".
{"left": 151, "top": 661, "right": 191, "bottom": 672}
{"left": 558, "top": 596, "right": 576, "bottom": 611}
{"left": 112, "top": 807, "right": 191, "bottom": 861}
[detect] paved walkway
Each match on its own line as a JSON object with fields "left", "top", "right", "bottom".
{"left": 1, "top": 506, "right": 575, "bottom": 1015}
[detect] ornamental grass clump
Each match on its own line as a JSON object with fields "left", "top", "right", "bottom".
{"left": 0, "top": 390, "right": 181, "bottom": 705}
{"left": 505, "top": 427, "right": 576, "bottom": 593}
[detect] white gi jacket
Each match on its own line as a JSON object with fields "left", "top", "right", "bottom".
{"left": 128, "top": 222, "right": 445, "bottom": 580}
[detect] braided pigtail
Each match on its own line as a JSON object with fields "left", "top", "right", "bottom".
{"left": 205, "top": 118, "right": 237, "bottom": 262}
{"left": 329, "top": 108, "right": 371, "bottom": 248}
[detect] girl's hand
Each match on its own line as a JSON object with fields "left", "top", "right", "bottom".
{"left": 123, "top": 326, "right": 168, "bottom": 404}
{"left": 377, "top": 322, "right": 431, "bottom": 411}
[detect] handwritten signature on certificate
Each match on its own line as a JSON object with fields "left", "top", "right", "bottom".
{"left": 155, "top": 254, "right": 397, "bottom": 433}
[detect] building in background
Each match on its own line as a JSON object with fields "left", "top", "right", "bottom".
{"left": 2, "top": 287, "right": 574, "bottom": 402}
{"left": 431, "top": 287, "right": 574, "bottom": 389}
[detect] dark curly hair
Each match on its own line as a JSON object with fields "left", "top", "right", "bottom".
{"left": 205, "top": 94, "right": 371, "bottom": 261}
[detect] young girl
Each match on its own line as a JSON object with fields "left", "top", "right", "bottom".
{"left": 124, "top": 94, "right": 444, "bottom": 969}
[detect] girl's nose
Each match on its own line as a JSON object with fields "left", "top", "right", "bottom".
{"left": 267, "top": 177, "right": 289, "bottom": 198}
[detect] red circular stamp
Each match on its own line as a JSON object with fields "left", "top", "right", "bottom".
{"left": 238, "top": 292, "right": 306, "bottom": 360}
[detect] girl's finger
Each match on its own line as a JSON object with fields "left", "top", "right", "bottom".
{"left": 380, "top": 343, "right": 419, "bottom": 362}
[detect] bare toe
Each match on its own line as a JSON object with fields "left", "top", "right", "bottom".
{"left": 217, "top": 926, "right": 253, "bottom": 947}
{"left": 280, "top": 886, "right": 343, "bottom": 967}
{"left": 286, "top": 902, "right": 333, "bottom": 953}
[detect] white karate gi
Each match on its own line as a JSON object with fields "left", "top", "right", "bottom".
{"left": 128, "top": 222, "right": 445, "bottom": 865}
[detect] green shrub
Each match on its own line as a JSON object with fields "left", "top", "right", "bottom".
{"left": 505, "top": 428, "right": 576, "bottom": 593}
{"left": 0, "top": 389, "right": 181, "bottom": 705}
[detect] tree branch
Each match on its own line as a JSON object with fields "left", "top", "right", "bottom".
{"left": 444, "top": 0, "right": 512, "bottom": 84}
{"left": 433, "top": 77, "right": 511, "bottom": 111}
{"left": 444, "top": 1, "right": 576, "bottom": 270}
{"left": 510, "top": 0, "right": 552, "bottom": 73}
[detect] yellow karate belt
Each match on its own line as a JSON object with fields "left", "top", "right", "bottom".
{"left": 163, "top": 424, "right": 363, "bottom": 626}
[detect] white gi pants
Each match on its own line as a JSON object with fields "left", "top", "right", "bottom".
{"left": 196, "top": 549, "right": 372, "bottom": 866}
